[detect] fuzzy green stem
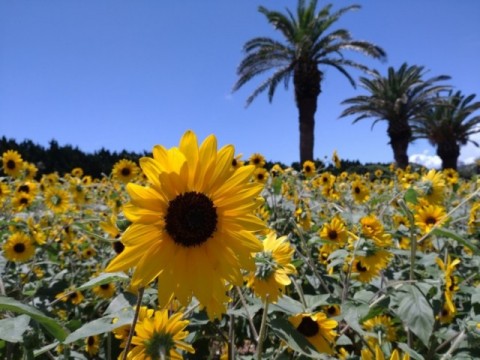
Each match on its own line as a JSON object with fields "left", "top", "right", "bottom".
{"left": 256, "top": 296, "right": 270, "bottom": 360}
{"left": 122, "top": 287, "right": 145, "bottom": 360}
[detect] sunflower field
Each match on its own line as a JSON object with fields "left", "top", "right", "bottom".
{"left": 1, "top": 131, "right": 480, "bottom": 360}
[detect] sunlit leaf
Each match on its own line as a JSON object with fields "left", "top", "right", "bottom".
{"left": 0, "top": 296, "right": 69, "bottom": 342}
{"left": 0, "top": 315, "right": 30, "bottom": 343}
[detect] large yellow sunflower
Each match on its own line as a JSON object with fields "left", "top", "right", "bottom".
{"left": 106, "top": 131, "right": 265, "bottom": 319}
{"left": 288, "top": 312, "right": 337, "bottom": 354}
{"left": 2, "top": 150, "right": 23, "bottom": 177}
{"left": 127, "top": 309, "right": 194, "bottom": 360}
{"left": 319, "top": 217, "right": 348, "bottom": 247}
{"left": 245, "top": 231, "right": 296, "bottom": 303}
{"left": 3, "top": 232, "right": 35, "bottom": 262}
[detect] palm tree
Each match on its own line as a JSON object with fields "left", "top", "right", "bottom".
{"left": 410, "top": 90, "right": 480, "bottom": 170}
{"left": 232, "top": 0, "right": 386, "bottom": 164}
{"left": 340, "top": 63, "right": 450, "bottom": 169}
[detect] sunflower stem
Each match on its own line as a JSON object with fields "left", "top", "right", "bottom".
{"left": 397, "top": 199, "right": 416, "bottom": 281}
{"left": 235, "top": 286, "right": 259, "bottom": 342}
{"left": 122, "top": 287, "right": 145, "bottom": 360}
{"left": 228, "top": 314, "right": 235, "bottom": 360}
{"left": 256, "top": 296, "right": 269, "bottom": 360}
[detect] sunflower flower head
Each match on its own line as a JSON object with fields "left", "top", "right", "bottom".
{"left": 126, "top": 309, "right": 194, "bottom": 360}
{"left": 288, "top": 312, "right": 337, "bottom": 354}
{"left": 2, "top": 150, "right": 24, "bottom": 177}
{"left": 332, "top": 150, "right": 341, "bottom": 169}
{"left": 246, "top": 231, "right": 296, "bottom": 303}
{"left": 3, "top": 232, "right": 35, "bottom": 262}
{"left": 416, "top": 169, "right": 446, "bottom": 204}
{"left": 112, "top": 158, "right": 140, "bottom": 183}
{"left": 106, "top": 130, "right": 266, "bottom": 319}
{"left": 302, "top": 160, "right": 316, "bottom": 178}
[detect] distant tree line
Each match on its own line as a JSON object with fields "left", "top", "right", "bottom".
{"left": 0, "top": 136, "right": 147, "bottom": 179}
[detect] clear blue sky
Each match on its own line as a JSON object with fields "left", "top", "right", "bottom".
{"left": 1, "top": 1, "right": 479, "bottom": 167}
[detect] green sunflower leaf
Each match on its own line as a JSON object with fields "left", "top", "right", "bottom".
{"left": 431, "top": 228, "right": 480, "bottom": 254}
{"left": 76, "top": 271, "right": 129, "bottom": 291}
{"left": 0, "top": 314, "right": 30, "bottom": 343}
{"left": 397, "top": 342, "right": 425, "bottom": 360}
{"left": 0, "top": 296, "right": 69, "bottom": 342}
{"left": 393, "top": 284, "right": 434, "bottom": 346}
{"left": 63, "top": 307, "right": 134, "bottom": 344}
{"left": 404, "top": 188, "right": 418, "bottom": 204}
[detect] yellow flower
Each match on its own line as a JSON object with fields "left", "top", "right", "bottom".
{"left": 2, "top": 150, "right": 23, "bottom": 177}
{"left": 106, "top": 131, "right": 265, "bottom": 319}
{"left": 417, "top": 169, "right": 446, "bottom": 204}
{"left": 351, "top": 179, "right": 370, "bottom": 203}
{"left": 332, "top": 150, "right": 341, "bottom": 169}
{"left": 12, "top": 192, "right": 34, "bottom": 212}
{"left": 246, "top": 232, "right": 296, "bottom": 303}
{"left": 85, "top": 335, "right": 101, "bottom": 356}
{"left": 302, "top": 160, "right": 316, "bottom": 178}
{"left": 253, "top": 167, "right": 269, "bottom": 183}
{"left": 3, "top": 232, "right": 35, "bottom": 262}
{"left": 319, "top": 217, "right": 348, "bottom": 247}
{"left": 93, "top": 283, "right": 116, "bottom": 299}
{"left": 44, "top": 187, "right": 70, "bottom": 213}
{"left": 112, "top": 159, "right": 140, "bottom": 183}
{"left": 71, "top": 167, "right": 84, "bottom": 178}
{"left": 414, "top": 203, "right": 447, "bottom": 234}
{"left": 362, "top": 314, "right": 397, "bottom": 346}
{"left": 231, "top": 154, "right": 244, "bottom": 169}
{"left": 248, "top": 152, "right": 266, "bottom": 168}
{"left": 288, "top": 312, "right": 337, "bottom": 354}
{"left": 126, "top": 309, "right": 195, "bottom": 360}
{"left": 55, "top": 290, "right": 84, "bottom": 305}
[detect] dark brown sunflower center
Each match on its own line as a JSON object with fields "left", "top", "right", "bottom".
{"left": 257, "top": 173, "right": 264, "bottom": 180}
{"left": 253, "top": 158, "right": 260, "bottom": 165}
{"left": 112, "top": 241, "right": 125, "bottom": 254}
{"left": 328, "top": 230, "right": 338, "bottom": 240}
{"left": 296, "top": 316, "right": 319, "bottom": 337}
{"left": 354, "top": 187, "right": 361, "bottom": 194}
{"left": 425, "top": 216, "right": 437, "bottom": 225}
{"left": 100, "top": 283, "right": 110, "bottom": 290}
{"left": 356, "top": 261, "right": 368, "bottom": 272}
{"left": 18, "top": 185, "right": 30, "bottom": 193}
{"left": 87, "top": 336, "right": 95, "bottom": 346}
{"left": 20, "top": 197, "right": 29, "bottom": 205}
{"left": 327, "top": 306, "right": 337, "bottom": 316}
{"left": 13, "top": 243, "right": 26, "bottom": 253}
{"left": 121, "top": 167, "right": 131, "bottom": 176}
{"left": 69, "top": 292, "right": 78, "bottom": 300}
{"left": 6, "top": 159, "right": 16, "bottom": 169}
{"left": 232, "top": 159, "right": 238, "bottom": 167}
{"left": 305, "top": 166, "right": 311, "bottom": 172}
{"left": 165, "top": 191, "right": 217, "bottom": 247}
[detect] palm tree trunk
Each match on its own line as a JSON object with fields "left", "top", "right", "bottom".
{"left": 387, "top": 121, "right": 412, "bottom": 169}
{"left": 294, "top": 61, "right": 321, "bottom": 164}
{"left": 437, "top": 141, "right": 460, "bottom": 170}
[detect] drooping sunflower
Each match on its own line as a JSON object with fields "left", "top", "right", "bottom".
{"left": 112, "top": 158, "right": 140, "bottom": 183}
{"left": 44, "top": 187, "right": 70, "bottom": 213}
{"left": 85, "top": 335, "right": 101, "bottom": 356}
{"left": 245, "top": 232, "right": 296, "bottom": 303}
{"left": 362, "top": 314, "right": 397, "bottom": 347}
{"left": 2, "top": 150, "right": 23, "bottom": 177}
{"left": 126, "top": 309, "right": 195, "bottom": 360}
{"left": 288, "top": 312, "right": 337, "bottom": 354}
{"left": 3, "top": 232, "right": 35, "bottom": 262}
{"left": 302, "top": 160, "right": 316, "bottom": 178}
{"left": 417, "top": 169, "right": 446, "bottom": 205}
{"left": 332, "top": 150, "right": 341, "bottom": 169}
{"left": 414, "top": 203, "right": 448, "bottom": 234}
{"left": 248, "top": 152, "right": 266, "bottom": 168}
{"left": 105, "top": 131, "right": 265, "bottom": 319}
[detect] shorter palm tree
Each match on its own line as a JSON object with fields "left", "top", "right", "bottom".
{"left": 340, "top": 63, "right": 450, "bottom": 169}
{"left": 411, "top": 90, "right": 480, "bottom": 170}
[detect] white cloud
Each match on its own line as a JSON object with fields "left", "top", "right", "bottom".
{"left": 459, "top": 132, "right": 480, "bottom": 165}
{"left": 409, "top": 150, "right": 441, "bottom": 169}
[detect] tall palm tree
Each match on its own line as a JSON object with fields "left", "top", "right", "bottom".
{"left": 410, "top": 90, "right": 480, "bottom": 170}
{"left": 232, "top": 0, "right": 386, "bottom": 164}
{"left": 340, "top": 63, "right": 450, "bottom": 168}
